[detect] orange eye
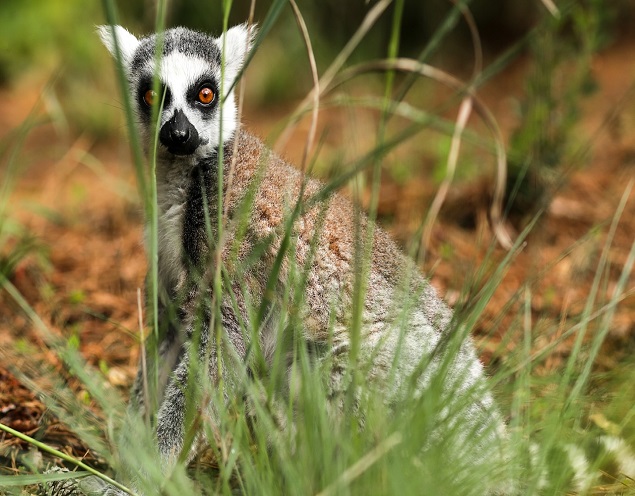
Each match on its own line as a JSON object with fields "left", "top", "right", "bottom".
{"left": 144, "top": 89, "right": 157, "bottom": 106}
{"left": 198, "top": 87, "right": 214, "bottom": 105}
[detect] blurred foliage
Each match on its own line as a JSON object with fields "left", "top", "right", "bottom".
{"left": 1, "top": 0, "right": 635, "bottom": 142}
{"left": 505, "top": 0, "right": 620, "bottom": 223}
{"left": 0, "top": 0, "right": 116, "bottom": 138}
{"left": 0, "top": 218, "right": 39, "bottom": 281}
{"left": 0, "top": 0, "right": 101, "bottom": 84}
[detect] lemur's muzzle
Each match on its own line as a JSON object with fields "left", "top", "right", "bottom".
{"left": 159, "top": 109, "right": 200, "bottom": 156}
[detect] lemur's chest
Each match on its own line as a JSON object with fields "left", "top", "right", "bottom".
{"left": 154, "top": 199, "right": 187, "bottom": 294}
{"left": 153, "top": 159, "right": 217, "bottom": 296}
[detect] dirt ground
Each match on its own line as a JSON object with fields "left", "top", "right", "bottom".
{"left": 1, "top": 33, "right": 634, "bottom": 473}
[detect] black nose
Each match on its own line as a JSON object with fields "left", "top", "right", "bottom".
{"left": 171, "top": 126, "right": 189, "bottom": 143}
{"left": 159, "top": 109, "right": 200, "bottom": 155}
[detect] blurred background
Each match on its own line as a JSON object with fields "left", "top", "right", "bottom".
{"left": 1, "top": 0, "right": 633, "bottom": 138}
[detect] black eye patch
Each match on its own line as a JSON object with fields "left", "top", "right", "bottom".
{"left": 186, "top": 77, "right": 219, "bottom": 117}
{"left": 137, "top": 76, "right": 172, "bottom": 117}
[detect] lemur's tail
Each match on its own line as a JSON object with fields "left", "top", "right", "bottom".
{"left": 527, "top": 434, "right": 635, "bottom": 492}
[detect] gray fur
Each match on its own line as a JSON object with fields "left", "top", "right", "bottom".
{"left": 97, "top": 24, "right": 513, "bottom": 495}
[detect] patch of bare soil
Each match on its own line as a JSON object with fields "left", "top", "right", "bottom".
{"left": 0, "top": 132, "right": 145, "bottom": 469}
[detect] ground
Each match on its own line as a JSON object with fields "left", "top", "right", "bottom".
{"left": 0, "top": 33, "right": 634, "bottom": 479}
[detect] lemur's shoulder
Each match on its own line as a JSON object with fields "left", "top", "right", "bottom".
{"left": 223, "top": 129, "right": 416, "bottom": 296}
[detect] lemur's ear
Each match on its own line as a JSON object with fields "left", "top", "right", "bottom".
{"left": 97, "top": 25, "right": 140, "bottom": 67}
{"left": 216, "top": 23, "right": 257, "bottom": 85}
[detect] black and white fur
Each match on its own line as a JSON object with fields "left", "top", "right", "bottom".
{"left": 95, "top": 25, "right": 257, "bottom": 494}
{"left": 97, "top": 25, "right": 249, "bottom": 294}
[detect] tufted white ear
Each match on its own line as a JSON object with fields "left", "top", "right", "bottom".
{"left": 97, "top": 25, "right": 140, "bottom": 67}
{"left": 215, "top": 23, "right": 257, "bottom": 87}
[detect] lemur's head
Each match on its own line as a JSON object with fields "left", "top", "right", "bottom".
{"left": 98, "top": 25, "right": 254, "bottom": 159}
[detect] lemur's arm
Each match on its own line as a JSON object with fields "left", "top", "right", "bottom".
{"left": 156, "top": 314, "right": 221, "bottom": 468}
{"left": 129, "top": 289, "right": 185, "bottom": 414}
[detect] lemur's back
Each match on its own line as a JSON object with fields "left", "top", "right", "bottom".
{"left": 219, "top": 129, "right": 506, "bottom": 455}
{"left": 221, "top": 129, "right": 449, "bottom": 345}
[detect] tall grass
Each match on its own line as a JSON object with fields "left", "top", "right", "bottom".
{"left": 1, "top": 1, "right": 634, "bottom": 496}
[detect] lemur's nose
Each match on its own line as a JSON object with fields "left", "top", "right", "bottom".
{"left": 159, "top": 109, "right": 200, "bottom": 156}
{"left": 171, "top": 127, "right": 189, "bottom": 143}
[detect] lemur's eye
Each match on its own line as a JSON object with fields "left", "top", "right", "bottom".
{"left": 197, "top": 87, "right": 214, "bottom": 105}
{"left": 143, "top": 89, "right": 158, "bottom": 106}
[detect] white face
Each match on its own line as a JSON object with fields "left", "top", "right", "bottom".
{"left": 98, "top": 25, "right": 254, "bottom": 161}
{"left": 137, "top": 50, "right": 237, "bottom": 159}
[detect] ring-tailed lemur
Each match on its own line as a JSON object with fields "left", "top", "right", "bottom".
{"left": 42, "top": 24, "right": 630, "bottom": 496}
{"left": 90, "top": 22, "right": 510, "bottom": 494}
